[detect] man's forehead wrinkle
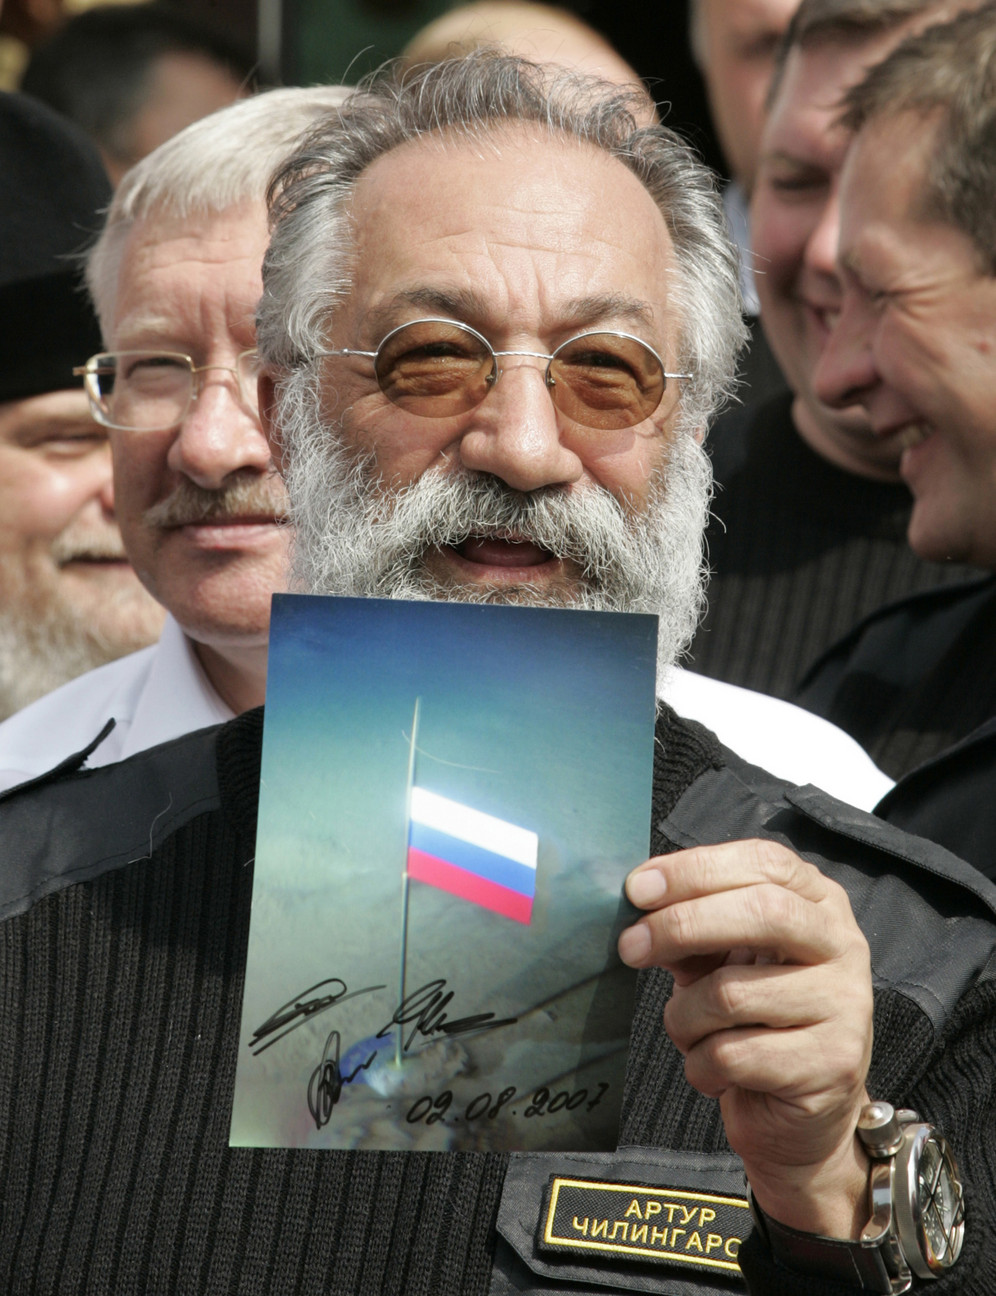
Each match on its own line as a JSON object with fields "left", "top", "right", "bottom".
{"left": 366, "top": 287, "right": 660, "bottom": 335}
{"left": 113, "top": 247, "right": 262, "bottom": 345}
{"left": 114, "top": 290, "right": 259, "bottom": 347}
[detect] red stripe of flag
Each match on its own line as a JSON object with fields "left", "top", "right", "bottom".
{"left": 407, "top": 847, "right": 534, "bottom": 924}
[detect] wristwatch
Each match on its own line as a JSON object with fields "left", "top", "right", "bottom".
{"left": 749, "top": 1102, "right": 965, "bottom": 1293}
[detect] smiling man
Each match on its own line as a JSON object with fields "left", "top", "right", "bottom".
{"left": 0, "top": 86, "right": 350, "bottom": 785}
{"left": 687, "top": 0, "right": 981, "bottom": 700}
{"left": 0, "top": 93, "right": 164, "bottom": 720}
{"left": 797, "top": 5, "right": 996, "bottom": 868}
{"left": 1, "top": 54, "right": 992, "bottom": 1296}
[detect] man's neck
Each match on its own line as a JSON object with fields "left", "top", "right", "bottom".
{"left": 191, "top": 639, "right": 268, "bottom": 715}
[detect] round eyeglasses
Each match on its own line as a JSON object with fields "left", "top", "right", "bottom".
{"left": 319, "top": 318, "right": 692, "bottom": 431}
{"left": 73, "top": 350, "right": 261, "bottom": 431}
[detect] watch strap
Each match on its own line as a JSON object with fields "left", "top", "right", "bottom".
{"left": 750, "top": 1195, "right": 897, "bottom": 1293}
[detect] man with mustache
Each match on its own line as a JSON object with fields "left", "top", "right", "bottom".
{"left": 1, "top": 54, "right": 992, "bottom": 1294}
{"left": 0, "top": 92, "right": 164, "bottom": 721}
{"left": 0, "top": 70, "right": 894, "bottom": 807}
{"left": 0, "top": 86, "right": 350, "bottom": 788}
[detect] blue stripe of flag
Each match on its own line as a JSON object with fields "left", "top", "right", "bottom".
{"left": 408, "top": 820, "right": 537, "bottom": 899}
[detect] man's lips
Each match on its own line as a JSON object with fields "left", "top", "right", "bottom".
{"left": 165, "top": 516, "right": 283, "bottom": 552}
{"left": 60, "top": 552, "right": 129, "bottom": 565}
{"left": 450, "top": 534, "right": 557, "bottom": 568}
{"left": 166, "top": 514, "right": 279, "bottom": 530}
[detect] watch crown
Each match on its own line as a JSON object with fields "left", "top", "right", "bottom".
{"left": 858, "top": 1100, "right": 905, "bottom": 1158}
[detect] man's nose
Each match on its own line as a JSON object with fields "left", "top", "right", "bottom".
{"left": 97, "top": 446, "right": 117, "bottom": 516}
{"left": 455, "top": 361, "right": 584, "bottom": 492}
{"left": 166, "top": 373, "right": 270, "bottom": 490}
{"left": 814, "top": 299, "right": 878, "bottom": 410}
{"left": 806, "top": 189, "right": 842, "bottom": 280}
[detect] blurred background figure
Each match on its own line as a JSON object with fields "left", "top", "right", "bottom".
{"left": 18, "top": 2, "right": 254, "bottom": 183}
{"left": 0, "top": 92, "right": 163, "bottom": 720}
{"left": 689, "top": 0, "right": 797, "bottom": 401}
{"left": 686, "top": 0, "right": 980, "bottom": 702}
{"left": 281, "top": 0, "right": 719, "bottom": 167}
{"left": 401, "top": 0, "right": 644, "bottom": 91}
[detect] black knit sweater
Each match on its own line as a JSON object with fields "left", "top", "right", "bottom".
{"left": 688, "top": 393, "right": 975, "bottom": 698}
{"left": 1, "top": 707, "right": 994, "bottom": 1294}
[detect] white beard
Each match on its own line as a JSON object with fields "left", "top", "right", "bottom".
{"left": 0, "top": 560, "right": 162, "bottom": 720}
{"left": 276, "top": 370, "right": 712, "bottom": 682}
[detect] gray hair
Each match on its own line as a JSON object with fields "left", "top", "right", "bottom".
{"left": 768, "top": 0, "right": 972, "bottom": 106}
{"left": 86, "top": 84, "right": 353, "bottom": 329}
{"left": 258, "top": 51, "right": 745, "bottom": 435}
{"left": 840, "top": 3, "right": 996, "bottom": 272}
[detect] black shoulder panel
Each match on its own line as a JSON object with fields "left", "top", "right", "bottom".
{"left": 0, "top": 722, "right": 223, "bottom": 922}
{"left": 659, "top": 743, "right": 996, "bottom": 1028}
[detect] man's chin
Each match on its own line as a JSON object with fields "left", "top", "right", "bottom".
{"left": 0, "top": 565, "right": 165, "bottom": 719}
{"left": 58, "top": 567, "right": 165, "bottom": 651}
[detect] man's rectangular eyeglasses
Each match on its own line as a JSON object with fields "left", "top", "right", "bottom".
{"left": 318, "top": 318, "right": 693, "bottom": 431}
{"left": 74, "top": 350, "right": 260, "bottom": 431}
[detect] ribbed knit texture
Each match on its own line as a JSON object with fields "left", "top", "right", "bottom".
{"left": 0, "top": 708, "right": 507, "bottom": 1296}
{"left": 3, "top": 708, "right": 994, "bottom": 1294}
{"left": 0, "top": 707, "right": 719, "bottom": 1295}
{"left": 687, "top": 394, "right": 975, "bottom": 699}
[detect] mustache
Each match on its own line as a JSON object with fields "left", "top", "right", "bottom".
{"left": 142, "top": 472, "right": 289, "bottom": 529}
{"left": 387, "top": 472, "right": 636, "bottom": 579}
{"left": 50, "top": 523, "right": 128, "bottom": 565}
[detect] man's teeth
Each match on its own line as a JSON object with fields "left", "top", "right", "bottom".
{"left": 897, "top": 423, "right": 931, "bottom": 451}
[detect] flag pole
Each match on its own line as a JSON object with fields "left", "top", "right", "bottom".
{"left": 397, "top": 696, "right": 421, "bottom": 1068}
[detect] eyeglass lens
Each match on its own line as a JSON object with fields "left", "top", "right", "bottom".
{"left": 84, "top": 351, "right": 260, "bottom": 431}
{"left": 372, "top": 320, "right": 666, "bottom": 430}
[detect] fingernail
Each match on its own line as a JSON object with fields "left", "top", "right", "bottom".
{"left": 627, "top": 869, "right": 667, "bottom": 907}
{"left": 618, "top": 922, "right": 651, "bottom": 966}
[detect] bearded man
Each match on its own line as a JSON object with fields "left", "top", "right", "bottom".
{"left": 0, "top": 92, "right": 163, "bottom": 719}
{"left": 1, "top": 55, "right": 992, "bottom": 1296}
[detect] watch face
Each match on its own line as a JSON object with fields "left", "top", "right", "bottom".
{"left": 916, "top": 1134, "right": 965, "bottom": 1269}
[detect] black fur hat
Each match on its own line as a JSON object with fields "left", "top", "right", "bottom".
{"left": 0, "top": 92, "right": 110, "bottom": 402}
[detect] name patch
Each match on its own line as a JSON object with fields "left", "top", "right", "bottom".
{"left": 539, "top": 1175, "right": 750, "bottom": 1274}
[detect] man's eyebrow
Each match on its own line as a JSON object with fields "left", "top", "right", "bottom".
{"left": 112, "top": 315, "right": 184, "bottom": 343}
{"left": 758, "top": 148, "right": 817, "bottom": 170}
{"left": 365, "top": 289, "right": 660, "bottom": 337}
{"left": 560, "top": 295, "right": 659, "bottom": 330}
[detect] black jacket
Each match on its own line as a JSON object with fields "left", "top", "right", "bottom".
{"left": 1, "top": 706, "right": 994, "bottom": 1294}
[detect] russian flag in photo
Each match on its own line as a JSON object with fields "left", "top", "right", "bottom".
{"left": 407, "top": 787, "right": 539, "bottom": 925}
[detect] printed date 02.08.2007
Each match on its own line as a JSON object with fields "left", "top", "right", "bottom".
{"left": 405, "top": 1081, "right": 609, "bottom": 1126}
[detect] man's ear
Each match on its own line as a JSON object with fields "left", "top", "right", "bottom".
{"left": 258, "top": 369, "right": 287, "bottom": 473}
{"left": 692, "top": 421, "right": 707, "bottom": 446}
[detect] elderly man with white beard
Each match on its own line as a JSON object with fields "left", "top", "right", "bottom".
{"left": 0, "top": 85, "right": 888, "bottom": 806}
{"left": 0, "top": 93, "right": 164, "bottom": 719}
{"left": 1, "top": 54, "right": 993, "bottom": 1296}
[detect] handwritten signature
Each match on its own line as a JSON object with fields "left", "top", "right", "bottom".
{"left": 376, "top": 979, "right": 518, "bottom": 1055}
{"left": 251, "top": 976, "right": 519, "bottom": 1128}
{"left": 308, "top": 1030, "right": 379, "bottom": 1128}
{"left": 248, "top": 978, "right": 385, "bottom": 1055}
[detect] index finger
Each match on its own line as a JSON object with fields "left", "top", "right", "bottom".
{"left": 625, "top": 840, "right": 840, "bottom": 913}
